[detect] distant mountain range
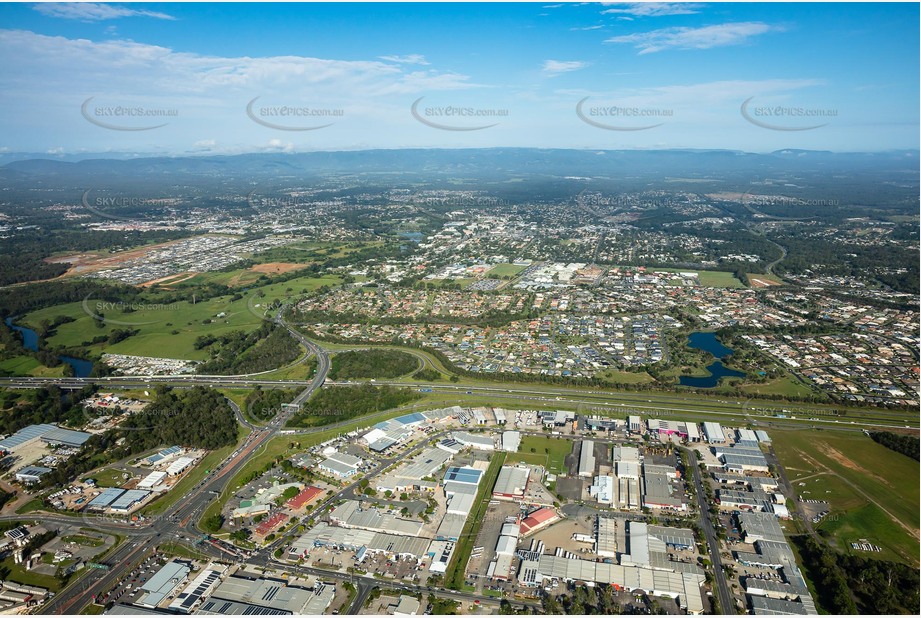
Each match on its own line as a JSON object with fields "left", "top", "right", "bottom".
{"left": 1, "top": 148, "right": 917, "bottom": 186}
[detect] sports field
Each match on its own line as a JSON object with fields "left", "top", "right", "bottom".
{"left": 485, "top": 263, "right": 527, "bottom": 278}
{"left": 771, "top": 428, "right": 919, "bottom": 565}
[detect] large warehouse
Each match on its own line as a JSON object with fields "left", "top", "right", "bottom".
{"left": 492, "top": 465, "right": 530, "bottom": 500}
{"left": 0, "top": 424, "right": 91, "bottom": 453}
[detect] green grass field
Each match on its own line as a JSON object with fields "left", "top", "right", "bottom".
{"left": 485, "top": 263, "right": 527, "bottom": 278}
{"left": 507, "top": 435, "right": 572, "bottom": 475}
{"left": 597, "top": 369, "right": 655, "bottom": 385}
{"left": 771, "top": 428, "right": 920, "bottom": 565}
{"left": 20, "top": 274, "right": 340, "bottom": 361}
{"left": 89, "top": 468, "right": 130, "bottom": 488}
{"left": 0, "top": 355, "right": 69, "bottom": 377}
{"left": 62, "top": 534, "right": 104, "bottom": 547}
{"left": 740, "top": 374, "right": 815, "bottom": 398}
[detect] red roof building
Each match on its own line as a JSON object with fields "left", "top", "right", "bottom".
{"left": 519, "top": 507, "right": 560, "bottom": 535}
{"left": 255, "top": 512, "right": 289, "bottom": 538}
{"left": 286, "top": 486, "right": 323, "bottom": 510}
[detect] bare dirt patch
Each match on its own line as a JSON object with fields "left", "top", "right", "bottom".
{"left": 140, "top": 271, "right": 198, "bottom": 288}
{"left": 816, "top": 441, "right": 893, "bottom": 489}
{"left": 749, "top": 277, "right": 783, "bottom": 288}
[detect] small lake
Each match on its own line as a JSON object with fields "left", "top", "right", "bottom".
{"left": 679, "top": 331, "right": 745, "bottom": 388}
{"left": 4, "top": 317, "right": 93, "bottom": 378}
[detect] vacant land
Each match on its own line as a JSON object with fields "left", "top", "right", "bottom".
{"left": 506, "top": 435, "right": 572, "bottom": 475}
{"left": 739, "top": 373, "right": 815, "bottom": 398}
{"left": 772, "top": 428, "right": 919, "bottom": 565}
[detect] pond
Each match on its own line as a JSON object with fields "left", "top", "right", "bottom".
{"left": 4, "top": 317, "right": 94, "bottom": 378}
{"left": 678, "top": 331, "right": 745, "bottom": 388}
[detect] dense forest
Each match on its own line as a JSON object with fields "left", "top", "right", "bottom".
{"left": 869, "top": 431, "right": 920, "bottom": 461}
{"left": 328, "top": 349, "right": 419, "bottom": 380}
{"left": 793, "top": 535, "right": 919, "bottom": 614}
{"left": 289, "top": 383, "right": 421, "bottom": 428}
{"left": 244, "top": 387, "right": 299, "bottom": 422}
{"left": 0, "top": 386, "right": 91, "bottom": 435}
{"left": 120, "top": 386, "right": 238, "bottom": 451}
{"left": 195, "top": 322, "right": 301, "bottom": 375}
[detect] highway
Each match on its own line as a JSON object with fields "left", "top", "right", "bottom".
{"left": 37, "top": 308, "right": 330, "bottom": 614}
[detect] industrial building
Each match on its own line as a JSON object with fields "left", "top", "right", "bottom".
{"left": 589, "top": 475, "right": 615, "bottom": 505}
{"left": 702, "top": 422, "right": 726, "bottom": 444}
{"left": 533, "top": 554, "right": 706, "bottom": 614}
{"left": 166, "top": 456, "right": 196, "bottom": 476}
{"left": 578, "top": 440, "right": 596, "bottom": 477}
{"left": 138, "top": 471, "right": 168, "bottom": 490}
{"left": 492, "top": 465, "right": 530, "bottom": 500}
{"left": 628, "top": 415, "right": 643, "bottom": 433}
{"left": 451, "top": 431, "right": 495, "bottom": 451}
{"left": 486, "top": 520, "right": 520, "bottom": 581}
{"left": 442, "top": 466, "right": 483, "bottom": 496}
{"left": 594, "top": 516, "right": 619, "bottom": 558}
{"left": 14, "top": 466, "right": 52, "bottom": 485}
{"left": 137, "top": 560, "right": 192, "bottom": 608}
{"left": 642, "top": 464, "right": 686, "bottom": 512}
{"left": 168, "top": 563, "right": 225, "bottom": 613}
{"left": 520, "top": 507, "right": 560, "bottom": 536}
{"left": 500, "top": 430, "right": 520, "bottom": 452}
{"left": 290, "top": 523, "right": 430, "bottom": 561}
{"left": 620, "top": 522, "right": 703, "bottom": 575}
{"left": 109, "top": 489, "right": 151, "bottom": 512}
{"left": 0, "top": 424, "right": 91, "bottom": 453}
{"left": 329, "top": 500, "right": 424, "bottom": 537}
{"left": 317, "top": 451, "right": 362, "bottom": 478}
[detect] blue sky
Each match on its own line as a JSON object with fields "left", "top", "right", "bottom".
{"left": 0, "top": 2, "right": 917, "bottom": 155}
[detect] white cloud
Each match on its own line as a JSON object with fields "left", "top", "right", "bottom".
{"left": 34, "top": 3, "right": 176, "bottom": 21}
{"left": 571, "top": 25, "right": 604, "bottom": 31}
{"left": 602, "top": 3, "right": 704, "bottom": 17}
{"left": 379, "top": 54, "right": 430, "bottom": 65}
{"left": 543, "top": 60, "right": 589, "bottom": 76}
{"left": 261, "top": 139, "right": 295, "bottom": 153}
{"left": 606, "top": 22, "right": 777, "bottom": 54}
